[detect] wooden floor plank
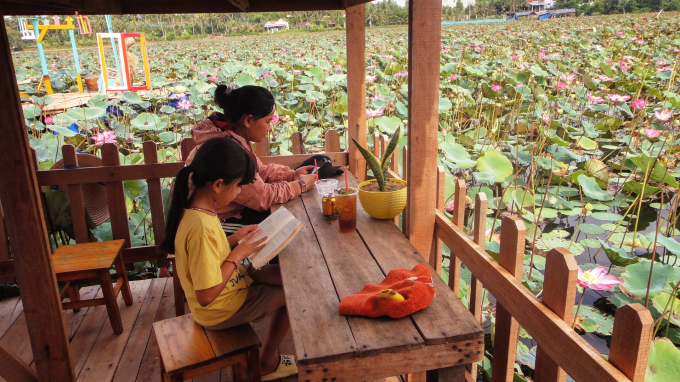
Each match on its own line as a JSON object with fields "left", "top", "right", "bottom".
{"left": 135, "top": 277, "right": 176, "bottom": 382}
{"left": 0, "top": 297, "right": 20, "bottom": 338}
{"left": 69, "top": 286, "right": 111, "bottom": 376}
{"left": 78, "top": 279, "right": 152, "bottom": 382}
{"left": 0, "top": 304, "right": 31, "bottom": 365}
{"left": 112, "top": 278, "right": 167, "bottom": 382}
{"left": 64, "top": 286, "right": 101, "bottom": 341}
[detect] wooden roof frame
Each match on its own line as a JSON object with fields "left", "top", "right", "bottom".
{"left": 0, "top": 1, "right": 442, "bottom": 380}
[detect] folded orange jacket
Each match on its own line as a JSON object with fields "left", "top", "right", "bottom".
{"left": 338, "top": 263, "right": 436, "bottom": 319}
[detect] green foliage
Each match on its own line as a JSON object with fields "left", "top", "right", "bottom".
{"left": 352, "top": 127, "right": 401, "bottom": 191}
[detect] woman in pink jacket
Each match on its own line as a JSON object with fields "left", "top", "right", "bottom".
{"left": 186, "top": 84, "right": 316, "bottom": 235}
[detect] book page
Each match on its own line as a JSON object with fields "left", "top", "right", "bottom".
{"left": 249, "top": 216, "right": 301, "bottom": 268}
{"left": 243, "top": 207, "right": 295, "bottom": 247}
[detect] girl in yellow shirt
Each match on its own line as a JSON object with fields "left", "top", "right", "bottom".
{"left": 160, "top": 137, "right": 297, "bottom": 380}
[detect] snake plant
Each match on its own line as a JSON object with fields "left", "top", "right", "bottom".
{"left": 352, "top": 126, "right": 401, "bottom": 191}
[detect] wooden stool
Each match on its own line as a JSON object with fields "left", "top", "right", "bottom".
{"left": 53, "top": 239, "right": 132, "bottom": 334}
{"left": 153, "top": 314, "right": 262, "bottom": 382}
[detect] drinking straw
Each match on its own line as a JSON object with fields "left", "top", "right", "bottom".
{"left": 344, "top": 167, "right": 349, "bottom": 192}
{"left": 314, "top": 159, "right": 319, "bottom": 183}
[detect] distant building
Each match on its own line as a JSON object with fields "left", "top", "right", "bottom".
{"left": 264, "top": 18, "right": 289, "bottom": 33}
{"left": 297, "top": 22, "right": 311, "bottom": 29}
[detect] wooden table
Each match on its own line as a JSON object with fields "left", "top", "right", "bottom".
{"left": 277, "top": 174, "right": 484, "bottom": 382}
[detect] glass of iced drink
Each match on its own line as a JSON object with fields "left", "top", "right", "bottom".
{"left": 334, "top": 187, "right": 358, "bottom": 232}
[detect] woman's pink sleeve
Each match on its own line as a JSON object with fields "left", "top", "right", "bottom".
{"left": 233, "top": 175, "right": 301, "bottom": 212}
{"left": 257, "top": 155, "right": 293, "bottom": 183}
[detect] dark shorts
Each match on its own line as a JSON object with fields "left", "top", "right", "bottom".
{"left": 203, "top": 264, "right": 277, "bottom": 331}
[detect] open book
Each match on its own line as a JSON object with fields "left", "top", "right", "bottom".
{"left": 242, "top": 207, "right": 304, "bottom": 268}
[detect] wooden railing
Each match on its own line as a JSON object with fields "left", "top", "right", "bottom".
{"left": 434, "top": 179, "right": 654, "bottom": 382}
{"left": 0, "top": 133, "right": 349, "bottom": 280}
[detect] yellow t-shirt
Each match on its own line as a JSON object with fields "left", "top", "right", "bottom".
{"left": 174, "top": 209, "right": 253, "bottom": 326}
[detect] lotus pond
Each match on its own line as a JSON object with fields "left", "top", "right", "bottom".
{"left": 11, "top": 11, "right": 680, "bottom": 381}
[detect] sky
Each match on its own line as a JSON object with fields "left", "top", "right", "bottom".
{"left": 374, "top": 0, "right": 408, "bottom": 6}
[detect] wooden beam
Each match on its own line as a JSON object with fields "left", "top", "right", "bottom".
{"left": 0, "top": 342, "right": 37, "bottom": 382}
{"left": 0, "top": 11, "right": 76, "bottom": 381}
{"left": 0, "top": 0, "right": 119, "bottom": 14}
{"left": 346, "top": 3, "right": 367, "bottom": 181}
{"left": 227, "top": 0, "right": 249, "bottom": 11}
{"left": 434, "top": 211, "right": 633, "bottom": 382}
{"left": 406, "top": 0, "right": 441, "bottom": 257}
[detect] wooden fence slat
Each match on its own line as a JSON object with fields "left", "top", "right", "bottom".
{"left": 0, "top": 342, "right": 38, "bottom": 382}
{"left": 468, "top": 193, "right": 487, "bottom": 379}
{"left": 448, "top": 179, "right": 466, "bottom": 295}
{"left": 290, "top": 131, "right": 303, "bottom": 155}
{"left": 491, "top": 216, "right": 525, "bottom": 382}
{"left": 325, "top": 130, "right": 341, "bottom": 153}
{"left": 346, "top": 3, "right": 367, "bottom": 182}
{"left": 534, "top": 248, "right": 578, "bottom": 382}
{"left": 255, "top": 139, "right": 270, "bottom": 158}
{"left": 0, "top": 202, "right": 13, "bottom": 283}
{"left": 180, "top": 138, "right": 197, "bottom": 161}
{"left": 372, "top": 132, "right": 381, "bottom": 159}
{"left": 390, "top": 142, "right": 399, "bottom": 173}
{"left": 380, "top": 134, "right": 389, "bottom": 160}
{"left": 101, "top": 143, "right": 131, "bottom": 249}
{"left": 430, "top": 166, "right": 445, "bottom": 275}
{"left": 62, "top": 145, "right": 90, "bottom": 244}
{"left": 402, "top": 145, "right": 409, "bottom": 237}
{"left": 609, "top": 303, "right": 653, "bottom": 382}
{"left": 142, "top": 141, "right": 168, "bottom": 268}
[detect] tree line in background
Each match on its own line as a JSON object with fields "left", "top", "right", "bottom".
{"left": 3, "top": 0, "right": 677, "bottom": 50}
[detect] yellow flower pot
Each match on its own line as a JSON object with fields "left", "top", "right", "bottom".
{"left": 358, "top": 179, "right": 408, "bottom": 219}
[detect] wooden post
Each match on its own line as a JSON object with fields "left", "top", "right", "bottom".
{"left": 534, "top": 248, "right": 578, "bottom": 382}
{"left": 102, "top": 143, "right": 132, "bottom": 248}
{"left": 143, "top": 141, "right": 169, "bottom": 267}
{"left": 449, "top": 179, "right": 465, "bottom": 295}
{"left": 0, "top": 202, "right": 13, "bottom": 283}
{"left": 290, "top": 131, "right": 303, "bottom": 155}
{"left": 346, "top": 3, "right": 367, "bottom": 181}
{"left": 372, "top": 132, "right": 381, "bottom": 159}
{"left": 491, "top": 216, "right": 525, "bottom": 382}
{"left": 468, "top": 192, "right": 487, "bottom": 379}
{"left": 402, "top": 145, "right": 409, "bottom": 237}
{"left": 254, "top": 139, "right": 269, "bottom": 158}
{"left": 325, "top": 130, "right": 341, "bottom": 152}
{"left": 62, "top": 145, "right": 89, "bottom": 244}
{"left": 430, "top": 167, "right": 445, "bottom": 275}
{"left": 406, "top": 0, "right": 442, "bottom": 258}
{"left": 180, "top": 138, "right": 197, "bottom": 161}
{"left": 0, "top": 11, "right": 76, "bottom": 381}
{"left": 609, "top": 303, "right": 653, "bottom": 382}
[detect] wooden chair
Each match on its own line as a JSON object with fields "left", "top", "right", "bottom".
{"left": 153, "top": 314, "right": 262, "bottom": 382}
{"left": 53, "top": 239, "right": 132, "bottom": 334}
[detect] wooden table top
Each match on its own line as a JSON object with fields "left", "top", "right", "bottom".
{"left": 277, "top": 174, "right": 484, "bottom": 381}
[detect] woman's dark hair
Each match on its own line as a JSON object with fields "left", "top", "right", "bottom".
{"left": 159, "top": 137, "right": 256, "bottom": 254}
{"left": 214, "top": 84, "right": 275, "bottom": 122}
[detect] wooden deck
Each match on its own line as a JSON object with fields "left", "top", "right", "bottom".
{"left": 0, "top": 278, "right": 402, "bottom": 382}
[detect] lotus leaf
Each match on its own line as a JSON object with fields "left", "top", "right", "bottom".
{"left": 590, "top": 212, "right": 623, "bottom": 221}
{"left": 476, "top": 150, "right": 513, "bottom": 185}
{"left": 649, "top": 233, "right": 680, "bottom": 255}
{"left": 645, "top": 338, "right": 680, "bottom": 382}
{"left": 598, "top": 239, "right": 639, "bottom": 266}
{"left": 534, "top": 230, "right": 585, "bottom": 256}
{"left": 621, "top": 260, "right": 676, "bottom": 299}
{"left": 651, "top": 292, "right": 680, "bottom": 327}
{"left": 579, "top": 223, "right": 606, "bottom": 235}
{"left": 577, "top": 174, "right": 613, "bottom": 201}
{"left": 575, "top": 306, "right": 613, "bottom": 336}
{"left": 131, "top": 113, "right": 169, "bottom": 130}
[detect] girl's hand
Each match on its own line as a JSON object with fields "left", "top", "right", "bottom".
{"left": 229, "top": 229, "right": 267, "bottom": 263}
{"left": 233, "top": 225, "right": 259, "bottom": 243}
{"left": 293, "top": 165, "right": 315, "bottom": 180}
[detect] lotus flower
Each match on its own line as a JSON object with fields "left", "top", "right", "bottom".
{"left": 366, "top": 108, "right": 384, "bottom": 118}
{"left": 293, "top": 69, "right": 301, "bottom": 74}
{"left": 44, "top": 116, "right": 53, "bottom": 124}
{"left": 608, "top": 94, "right": 630, "bottom": 102}
{"left": 367, "top": 75, "right": 377, "bottom": 83}
{"left": 491, "top": 84, "right": 501, "bottom": 92}
{"left": 209, "top": 75, "right": 218, "bottom": 82}
{"left": 655, "top": 109, "right": 672, "bottom": 121}
{"left": 450, "top": 74, "right": 458, "bottom": 81}
{"left": 262, "top": 72, "right": 269, "bottom": 78}
{"left": 556, "top": 82, "right": 566, "bottom": 89}
{"left": 511, "top": 55, "right": 518, "bottom": 60}
{"left": 93, "top": 131, "right": 117, "bottom": 146}
{"left": 271, "top": 115, "right": 279, "bottom": 124}
{"left": 644, "top": 127, "right": 661, "bottom": 139}
{"left": 561, "top": 73, "right": 577, "bottom": 82}
{"left": 577, "top": 266, "right": 623, "bottom": 291}
{"left": 586, "top": 93, "right": 605, "bottom": 104}
{"left": 631, "top": 99, "right": 647, "bottom": 109}
{"left": 445, "top": 200, "right": 455, "bottom": 213}
{"left": 177, "top": 99, "right": 192, "bottom": 109}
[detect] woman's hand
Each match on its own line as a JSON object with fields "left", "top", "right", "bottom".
{"left": 229, "top": 229, "right": 267, "bottom": 263}
{"left": 299, "top": 174, "right": 316, "bottom": 192}
{"left": 293, "top": 165, "right": 315, "bottom": 180}
{"left": 228, "top": 225, "right": 260, "bottom": 247}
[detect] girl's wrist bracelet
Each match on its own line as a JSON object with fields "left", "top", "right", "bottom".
{"left": 225, "top": 259, "right": 238, "bottom": 268}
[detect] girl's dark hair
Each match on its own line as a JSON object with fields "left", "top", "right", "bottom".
{"left": 214, "top": 84, "right": 275, "bottom": 122}
{"left": 160, "top": 137, "right": 256, "bottom": 254}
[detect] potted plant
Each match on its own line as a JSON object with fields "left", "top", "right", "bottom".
{"left": 352, "top": 126, "right": 407, "bottom": 219}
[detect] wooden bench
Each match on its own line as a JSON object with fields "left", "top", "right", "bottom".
{"left": 153, "top": 314, "right": 262, "bottom": 382}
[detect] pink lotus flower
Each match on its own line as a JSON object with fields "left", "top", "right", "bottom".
{"left": 44, "top": 116, "right": 53, "bottom": 124}
{"left": 450, "top": 74, "right": 458, "bottom": 81}
{"left": 516, "top": 82, "right": 524, "bottom": 87}
{"left": 511, "top": 55, "right": 518, "bottom": 60}
{"left": 445, "top": 200, "right": 455, "bottom": 213}
{"left": 177, "top": 99, "right": 192, "bottom": 109}
{"left": 655, "top": 109, "right": 672, "bottom": 121}
{"left": 367, "top": 75, "right": 377, "bottom": 83}
{"left": 556, "top": 82, "right": 566, "bottom": 89}
{"left": 587, "top": 93, "right": 605, "bottom": 104}
{"left": 271, "top": 115, "right": 279, "bottom": 124}
{"left": 93, "top": 131, "right": 117, "bottom": 146}
{"left": 491, "top": 84, "right": 501, "bottom": 92}
{"left": 199, "top": 71, "right": 207, "bottom": 76}
{"left": 293, "top": 69, "right": 301, "bottom": 74}
{"left": 262, "top": 72, "right": 269, "bottom": 78}
{"left": 366, "top": 108, "right": 384, "bottom": 118}
{"left": 561, "top": 73, "right": 577, "bottom": 82}
{"left": 631, "top": 99, "right": 647, "bottom": 109}
{"left": 608, "top": 94, "right": 630, "bottom": 102}
{"left": 577, "top": 266, "right": 623, "bottom": 291}
{"left": 657, "top": 59, "right": 666, "bottom": 66}
{"left": 644, "top": 127, "right": 661, "bottom": 139}
{"left": 209, "top": 75, "right": 218, "bottom": 82}
{"left": 190, "top": 65, "right": 195, "bottom": 70}
{"left": 656, "top": 66, "right": 673, "bottom": 73}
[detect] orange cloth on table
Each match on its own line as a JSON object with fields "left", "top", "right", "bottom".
{"left": 339, "top": 264, "right": 435, "bottom": 319}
